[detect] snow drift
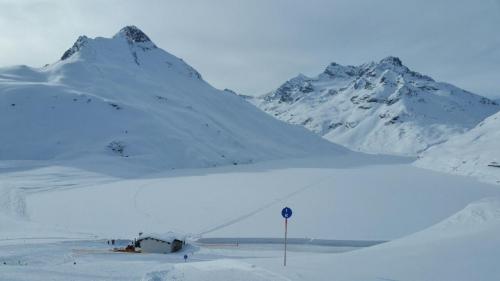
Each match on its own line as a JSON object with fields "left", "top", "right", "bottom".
{"left": 0, "top": 26, "right": 344, "bottom": 170}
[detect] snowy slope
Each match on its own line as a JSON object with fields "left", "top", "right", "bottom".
{"left": 252, "top": 57, "right": 499, "bottom": 156}
{"left": 249, "top": 197, "right": 500, "bottom": 281}
{"left": 416, "top": 111, "right": 500, "bottom": 184}
{"left": 0, "top": 26, "right": 344, "bottom": 170}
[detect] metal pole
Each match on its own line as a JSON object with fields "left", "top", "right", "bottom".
{"left": 284, "top": 218, "right": 288, "bottom": 266}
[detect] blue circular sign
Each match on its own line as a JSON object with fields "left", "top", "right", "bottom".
{"left": 282, "top": 207, "right": 292, "bottom": 219}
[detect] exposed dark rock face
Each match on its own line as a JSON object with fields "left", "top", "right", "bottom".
{"left": 61, "top": 36, "right": 88, "bottom": 60}
{"left": 118, "top": 25, "right": 153, "bottom": 43}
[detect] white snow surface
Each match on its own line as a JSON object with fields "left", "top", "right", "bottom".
{"left": 249, "top": 197, "right": 500, "bottom": 281}
{"left": 416, "top": 111, "right": 500, "bottom": 184}
{"left": 2, "top": 155, "right": 500, "bottom": 242}
{"left": 2, "top": 157, "right": 500, "bottom": 280}
{"left": 0, "top": 26, "right": 344, "bottom": 170}
{"left": 252, "top": 56, "right": 499, "bottom": 156}
{"left": 142, "top": 260, "right": 289, "bottom": 281}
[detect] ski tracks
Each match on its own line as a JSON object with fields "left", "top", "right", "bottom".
{"left": 198, "top": 173, "right": 336, "bottom": 236}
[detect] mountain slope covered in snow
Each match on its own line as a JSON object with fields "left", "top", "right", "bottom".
{"left": 0, "top": 26, "right": 344, "bottom": 170}
{"left": 252, "top": 57, "right": 499, "bottom": 156}
{"left": 416, "top": 111, "right": 500, "bottom": 184}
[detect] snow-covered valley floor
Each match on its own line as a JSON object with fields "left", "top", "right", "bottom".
{"left": 1, "top": 155, "right": 500, "bottom": 280}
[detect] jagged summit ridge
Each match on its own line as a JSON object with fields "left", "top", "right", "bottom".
{"left": 322, "top": 62, "right": 359, "bottom": 79}
{"left": 60, "top": 25, "right": 157, "bottom": 61}
{"left": 61, "top": 35, "right": 88, "bottom": 60}
{"left": 53, "top": 25, "right": 204, "bottom": 80}
{"left": 379, "top": 56, "right": 403, "bottom": 67}
{"left": 253, "top": 56, "right": 499, "bottom": 156}
{"left": 318, "top": 56, "right": 432, "bottom": 82}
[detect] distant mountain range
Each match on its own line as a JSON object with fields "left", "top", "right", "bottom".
{"left": 2, "top": 24, "right": 499, "bottom": 182}
{"left": 0, "top": 26, "right": 344, "bottom": 169}
{"left": 251, "top": 57, "right": 499, "bottom": 156}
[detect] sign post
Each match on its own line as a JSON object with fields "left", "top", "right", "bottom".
{"left": 281, "top": 206, "right": 292, "bottom": 267}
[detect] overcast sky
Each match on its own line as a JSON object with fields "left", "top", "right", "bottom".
{"left": 1, "top": 0, "right": 499, "bottom": 98}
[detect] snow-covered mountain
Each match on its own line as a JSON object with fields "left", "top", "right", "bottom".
{"left": 415, "top": 111, "right": 500, "bottom": 184}
{"left": 0, "top": 26, "right": 344, "bottom": 170}
{"left": 252, "top": 57, "right": 499, "bottom": 156}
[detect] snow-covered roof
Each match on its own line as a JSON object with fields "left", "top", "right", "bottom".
{"left": 137, "top": 231, "right": 186, "bottom": 243}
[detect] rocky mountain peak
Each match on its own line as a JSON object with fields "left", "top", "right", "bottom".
{"left": 379, "top": 56, "right": 403, "bottom": 67}
{"left": 114, "top": 25, "right": 155, "bottom": 45}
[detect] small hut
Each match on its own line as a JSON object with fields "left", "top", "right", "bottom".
{"left": 135, "top": 232, "right": 185, "bottom": 254}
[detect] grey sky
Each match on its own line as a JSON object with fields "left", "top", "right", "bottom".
{"left": 1, "top": 0, "right": 499, "bottom": 98}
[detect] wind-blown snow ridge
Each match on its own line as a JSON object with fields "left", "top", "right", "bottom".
{"left": 252, "top": 56, "right": 499, "bottom": 156}
{"left": 0, "top": 26, "right": 345, "bottom": 171}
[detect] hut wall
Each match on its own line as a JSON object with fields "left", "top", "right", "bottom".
{"left": 140, "top": 238, "right": 171, "bottom": 253}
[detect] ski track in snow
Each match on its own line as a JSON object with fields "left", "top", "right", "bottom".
{"left": 197, "top": 173, "right": 336, "bottom": 236}
{"left": 132, "top": 179, "right": 171, "bottom": 227}
{"left": 129, "top": 171, "right": 337, "bottom": 238}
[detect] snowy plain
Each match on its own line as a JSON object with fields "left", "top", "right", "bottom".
{"left": 2, "top": 154, "right": 500, "bottom": 280}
